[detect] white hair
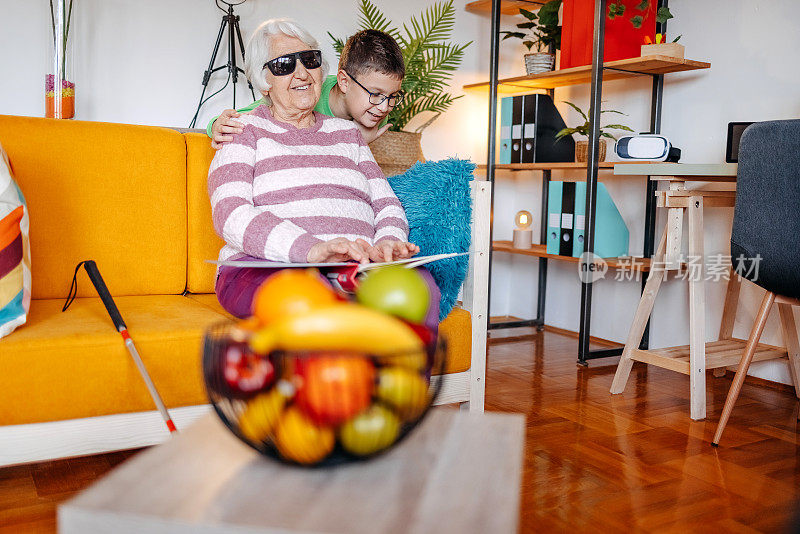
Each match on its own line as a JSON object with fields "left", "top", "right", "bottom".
{"left": 244, "top": 18, "right": 329, "bottom": 97}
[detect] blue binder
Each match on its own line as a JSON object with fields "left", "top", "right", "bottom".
{"left": 547, "top": 181, "right": 629, "bottom": 258}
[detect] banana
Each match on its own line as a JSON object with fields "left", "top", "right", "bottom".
{"left": 250, "top": 303, "right": 424, "bottom": 357}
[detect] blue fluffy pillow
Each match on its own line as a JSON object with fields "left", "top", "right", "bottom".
{"left": 387, "top": 158, "right": 474, "bottom": 320}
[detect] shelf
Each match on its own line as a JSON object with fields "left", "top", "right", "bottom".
{"left": 463, "top": 55, "right": 711, "bottom": 92}
{"left": 631, "top": 339, "right": 787, "bottom": 375}
{"left": 492, "top": 241, "right": 651, "bottom": 272}
{"left": 477, "top": 161, "right": 655, "bottom": 171}
{"left": 465, "top": 0, "right": 546, "bottom": 15}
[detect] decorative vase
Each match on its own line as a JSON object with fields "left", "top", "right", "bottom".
{"left": 369, "top": 131, "right": 426, "bottom": 177}
{"left": 524, "top": 52, "right": 555, "bottom": 75}
{"left": 46, "top": 0, "right": 76, "bottom": 119}
{"left": 575, "top": 139, "right": 607, "bottom": 162}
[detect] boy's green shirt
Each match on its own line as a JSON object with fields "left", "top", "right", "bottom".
{"left": 206, "top": 75, "right": 337, "bottom": 137}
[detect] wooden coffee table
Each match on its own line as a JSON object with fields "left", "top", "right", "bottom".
{"left": 59, "top": 408, "right": 525, "bottom": 534}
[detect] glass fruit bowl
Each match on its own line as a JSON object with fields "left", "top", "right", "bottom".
{"left": 202, "top": 321, "right": 445, "bottom": 466}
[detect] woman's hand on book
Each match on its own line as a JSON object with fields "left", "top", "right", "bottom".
{"left": 366, "top": 239, "right": 419, "bottom": 263}
{"left": 307, "top": 238, "right": 371, "bottom": 264}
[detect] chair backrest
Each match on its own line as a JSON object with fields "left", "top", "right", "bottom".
{"left": 731, "top": 119, "right": 800, "bottom": 298}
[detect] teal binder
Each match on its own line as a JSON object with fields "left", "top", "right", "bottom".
{"left": 546, "top": 182, "right": 564, "bottom": 255}
{"left": 547, "top": 181, "right": 629, "bottom": 258}
{"left": 499, "top": 97, "right": 512, "bottom": 164}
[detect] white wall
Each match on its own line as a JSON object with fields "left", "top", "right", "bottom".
{"left": 1, "top": 0, "right": 797, "bottom": 384}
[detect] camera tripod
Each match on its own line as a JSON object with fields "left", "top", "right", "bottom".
{"left": 189, "top": 0, "right": 256, "bottom": 128}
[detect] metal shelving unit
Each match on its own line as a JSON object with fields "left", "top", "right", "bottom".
{"left": 473, "top": 0, "right": 708, "bottom": 364}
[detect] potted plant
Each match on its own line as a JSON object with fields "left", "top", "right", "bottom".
{"left": 329, "top": 0, "right": 471, "bottom": 175}
{"left": 555, "top": 101, "right": 633, "bottom": 162}
{"left": 500, "top": 0, "right": 562, "bottom": 75}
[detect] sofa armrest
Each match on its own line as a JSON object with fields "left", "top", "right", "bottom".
{"left": 462, "top": 180, "right": 491, "bottom": 412}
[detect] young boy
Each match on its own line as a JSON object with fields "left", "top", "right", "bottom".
{"left": 208, "top": 29, "right": 405, "bottom": 148}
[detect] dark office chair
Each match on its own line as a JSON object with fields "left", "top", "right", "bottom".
{"left": 713, "top": 119, "right": 800, "bottom": 446}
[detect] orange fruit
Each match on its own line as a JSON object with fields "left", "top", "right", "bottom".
{"left": 275, "top": 406, "right": 335, "bottom": 465}
{"left": 251, "top": 269, "right": 337, "bottom": 324}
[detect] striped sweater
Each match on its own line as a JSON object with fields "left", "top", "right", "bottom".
{"left": 208, "top": 106, "right": 408, "bottom": 264}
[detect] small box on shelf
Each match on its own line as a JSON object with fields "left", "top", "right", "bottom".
{"left": 641, "top": 43, "right": 685, "bottom": 59}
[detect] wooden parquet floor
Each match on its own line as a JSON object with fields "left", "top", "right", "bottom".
{"left": 1, "top": 329, "right": 798, "bottom": 533}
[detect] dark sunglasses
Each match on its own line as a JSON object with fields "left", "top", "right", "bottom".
{"left": 345, "top": 71, "right": 405, "bottom": 108}
{"left": 263, "top": 50, "right": 322, "bottom": 76}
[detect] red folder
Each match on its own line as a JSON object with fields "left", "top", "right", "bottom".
{"left": 560, "top": 0, "right": 656, "bottom": 69}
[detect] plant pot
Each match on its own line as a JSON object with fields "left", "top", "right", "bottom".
{"left": 524, "top": 52, "right": 555, "bottom": 75}
{"left": 575, "top": 139, "right": 607, "bottom": 163}
{"left": 368, "top": 131, "right": 425, "bottom": 177}
{"left": 640, "top": 43, "right": 685, "bottom": 59}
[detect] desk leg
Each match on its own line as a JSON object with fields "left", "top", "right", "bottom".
{"left": 715, "top": 269, "right": 743, "bottom": 377}
{"left": 777, "top": 304, "right": 800, "bottom": 401}
{"left": 665, "top": 181, "right": 685, "bottom": 270}
{"left": 719, "top": 269, "right": 742, "bottom": 340}
{"left": 688, "top": 196, "right": 706, "bottom": 420}
{"left": 611, "top": 232, "right": 668, "bottom": 394}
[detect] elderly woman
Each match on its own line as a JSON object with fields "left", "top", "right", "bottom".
{"left": 209, "top": 18, "right": 440, "bottom": 330}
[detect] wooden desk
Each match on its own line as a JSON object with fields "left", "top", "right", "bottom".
{"left": 59, "top": 410, "right": 525, "bottom": 534}
{"left": 609, "top": 163, "right": 789, "bottom": 420}
{"left": 613, "top": 162, "right": 738, "bottom": 180}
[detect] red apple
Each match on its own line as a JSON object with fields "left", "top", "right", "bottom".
{"left": 222, "top": 342, "right": 275, "bottom": 398}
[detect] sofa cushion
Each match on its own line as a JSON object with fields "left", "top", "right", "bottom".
{"left": 185, "top": 133, "right": 224, "bottom": 294}
{"left": 387, "top": 159, "right": 474, "bottom": 320}
{"left": 0, "top": 295, "right": 229, "bottom": 425}
{"left": 0, "top": 142, "right": 31, "bottom": 338}
{"left": 0, "top": 115, "right": 188, "bottom": 299}
{"left": 186, "top": 293, "right": 472, "bottom": 375}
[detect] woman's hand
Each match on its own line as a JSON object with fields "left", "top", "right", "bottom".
{"left": 355, "top": 121, "right": 392, "bottom": 145}
{"left": 307, "top": 238, "right": 372, "bottom": 264}
{"left": 362, "top": 239, "right": 420, "bottom": 263}
{"left": 211, "top": 109, "right": 245, "bottom": 149}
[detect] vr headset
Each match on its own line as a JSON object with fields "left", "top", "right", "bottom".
{"left": 615, "top": 134, "right": 681, "bottom": 162}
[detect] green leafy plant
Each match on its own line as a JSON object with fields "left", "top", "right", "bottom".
{"left": 607, "top": 1, "right": 673, "bottom": 29}
{"left": 554, "top": 101, "right": 634, "bottom": 142}
{"left": 500, "top": 0, "right": 562, "bottom": 52}
{"left": 328, "top": 0, "right": 471, "bottom": 132}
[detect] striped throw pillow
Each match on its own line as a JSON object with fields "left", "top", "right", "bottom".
{"left": 0, "top": 142, "right": 31, "bottom": 338}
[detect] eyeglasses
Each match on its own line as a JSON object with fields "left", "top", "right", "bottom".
{"left": 263, "top": 50, "right": 322, "bottom": 76}
{"left": 345, "top": 71, "right": 405, "bottom": 108}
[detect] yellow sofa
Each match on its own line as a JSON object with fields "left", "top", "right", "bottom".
{"left": 0, "top": 115, "right": 490, "bottom": 466}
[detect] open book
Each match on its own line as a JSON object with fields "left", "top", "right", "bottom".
{"left": 208, "top": 252, "right": 470, "bottom": 272}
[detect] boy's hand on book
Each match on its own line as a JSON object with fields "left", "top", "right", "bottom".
{"left": 367, "top": 239, "right": 419, "bottom": 262}
{"left": 307, "top": 238, "right": 371, "bottom": 264}
{"left": 211, "top": 109, "right": 245, "bottom": 149}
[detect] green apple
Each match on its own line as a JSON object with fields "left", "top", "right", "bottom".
{"left": 356, "top": 266, "right": 430, "bottom": 323}
{"left": 376, "top": 366, "right": 430, "bottom": 420}
{"left": 339, "top": 404, "right": 401, "bottom": 456}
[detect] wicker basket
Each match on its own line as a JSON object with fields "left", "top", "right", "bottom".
{"left": 369, "top": 130, "right": 425, "bottom": 177}
{"left": 575, "top": 139, "right": 607, "bottom": 162}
